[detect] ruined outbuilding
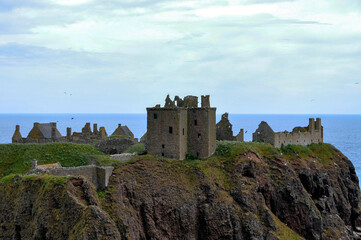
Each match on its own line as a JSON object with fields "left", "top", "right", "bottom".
{"left": 216, "top": 113, "right": 244, "bottom": 141}
{"left": 253, "top": 118, "right": 323, "bottom": 148}
{"left": 28, "top": 160, "right": 114, "bottom": 190}
{"left": 111, "top": 124, "right": 136, "bottom": 141}
{"left": 12, "top": 122, "right": 135, "bottom": 144}
{"left": 12, "top": 123, "right": 62, "bottom": 143}
{"left": 146, "top": 95, "right": 216, "bottom": 159}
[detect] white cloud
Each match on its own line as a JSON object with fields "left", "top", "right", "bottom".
{"left": 0, "top": 0, "right": 360, "bottom": 113}
{"left": 50, "top": 0, "right": 92, "bottom": 6}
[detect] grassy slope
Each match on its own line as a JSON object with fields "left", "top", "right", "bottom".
{"left": 0, "top": 143, "right": 108, "bottom": 178}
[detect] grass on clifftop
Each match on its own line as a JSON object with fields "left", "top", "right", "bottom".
{"left": 214, "top": 141, "right": 339, "bottom": 166}
{"left": 215, "top": 140, "right": 279, "bottom": 159}
{"left": 280, "top": 143, "right": 339, "bottom": 166}
{"left": 0, "top": 143, "right": 110, "bottom": 178}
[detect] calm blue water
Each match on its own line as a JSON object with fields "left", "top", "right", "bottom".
{"left": 1, "top": 114, "right": 360, "bottom": 182}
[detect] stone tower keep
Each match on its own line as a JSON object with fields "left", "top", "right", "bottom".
{"left": 146, "top": 95, "right": 216, "bottom": 160}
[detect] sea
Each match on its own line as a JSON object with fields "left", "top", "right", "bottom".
{"left": 0, "top": 114, "right": 360, "bottom": 182}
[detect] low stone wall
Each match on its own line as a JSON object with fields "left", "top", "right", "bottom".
{"left": 29, "top": 165, "right": 114, "bottom": 190}
{"left": 110, "top": 153, "right": 137, "bottom": 161}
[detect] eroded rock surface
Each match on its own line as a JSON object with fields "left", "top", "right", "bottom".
{"left": 0, "top": 176, "right": 120, "bottom": 239}
{"left": 1, "top": 143, "right": 360, "bottom": 240}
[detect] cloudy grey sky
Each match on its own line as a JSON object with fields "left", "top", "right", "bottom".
{"left": 0, "top": 0, "right": 360, "bottom": 113}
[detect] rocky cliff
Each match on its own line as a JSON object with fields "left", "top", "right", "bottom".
{"left": 1, "top": 142, "right": 360, "bottom": 240}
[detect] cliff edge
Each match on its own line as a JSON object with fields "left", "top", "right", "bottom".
{"left": 0, "top": 142, "right": 360, "bottom": 239}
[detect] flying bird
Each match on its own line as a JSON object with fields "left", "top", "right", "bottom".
{"left": 355, "top": 82, "right": 359, "bottom": 85}
{"left": 311, "top": 99, "right": 315, "bottom": 102}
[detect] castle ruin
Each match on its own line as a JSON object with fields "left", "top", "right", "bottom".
{"left": 253, "top": 118, "right": 323, "bottom": 148}
{"left": 216, "top": 113, "right": 244, "bottom": 141}
{"left": 146, "top": 95, "right": 216, "bottom": 159}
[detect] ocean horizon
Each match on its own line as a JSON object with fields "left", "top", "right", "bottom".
{"left": 1, "top": 113, "right": 360, "bottom": 182}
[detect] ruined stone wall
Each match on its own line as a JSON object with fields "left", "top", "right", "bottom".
{"left": 253, "top": 122, "right": 275, "bottom": 145}
{"left": 310, "top": 129, "right": 323, "bottom": 144}
{"left": 187, "top": 108, "right": 216, "bottom": 158}
{"left": 274, "top": 118, "right": 323, "bottom": 148}
{"left": 94, "top": 137, "right": 134, "bottom": 154}
{"left": 45, "top": 165, "right": 114, "bottom": 190}
{"left": 274, "top": 132, "right": 313, "bottom": 148}
{"left": 216, "top": 113, "right": 235, "bottom": 141}
{"left": 146, "top": 108, "right": 186, "bottom": 159}
{"left": 96, "top": 167, "right": 114, "bottom": 190}
{"left": 236, "top": 129, "right": 244, "bottom": 142}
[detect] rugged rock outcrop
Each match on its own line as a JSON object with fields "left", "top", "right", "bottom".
{"left": 0, "top": 175, "right": 120, "bottom": 239}
{"left": 0, "top": 143, "right": 360, "bottom": 240}
{"left": 101, "top": 143, "right": 361, "bottom": 240}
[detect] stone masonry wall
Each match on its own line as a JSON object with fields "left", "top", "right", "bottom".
{"left": 207, "top": 108, "right": 217, "bottom": 156}
{"left": 274, "top": 129, "right": 323, "bottom": 148}
{"left": 179, "top": 108, "right": 188, "bottom": 159}
{"left": 45, "top": 166, "right": 114, "bottom": 190}
{"left": 274, "top": 132, "right": 313, "bottom": 148}
{"left": 147, "top": 108, "right": 186, "bottom": 159}
{"left": 253, "top": 122, "right": 275, "bottom": 145}
{"left": 187, "top": 108, "right": 216, "bottom": 158}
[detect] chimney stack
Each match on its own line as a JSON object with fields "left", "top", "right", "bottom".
{"left": 93, "top": 123, "right": 98, "bottom": 134}
{"left": 201, "top": 95, "right": 210, "bottom": 108}
{"left": 316, "top": 118, "right": 321, "bottom": 130}
{"left": 51, "top": 126, "right": 56, "bottom": 139}
{"left": 67, "top": 127, "right": 72, "bottom": 138}
{"left": 309, "top": 118, "right": 315, "bottom": 133}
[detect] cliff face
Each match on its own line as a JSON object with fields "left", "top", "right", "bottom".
{"left": 1, "top": 143, "right": 360, "bottom": 240}
{"left": 0, "top": 175, "right": 120, "bottom": 239}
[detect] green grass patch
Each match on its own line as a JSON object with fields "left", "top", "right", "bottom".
{"left": 125, "top": 143, "right": 145, "bottom": 154}
{"left": 0, "top": 174, "right": 16, "bottom": 184}
{"left": 91, "top": 155, "right": 124, "bottom": 167}
{"left": 215, "top": 141, "right": 278, "bottom": 159}
{"left": 97, "top": 190, "right": 105, "bottom": 199}
{"left": 0, "top": 143, "right": 107, "bottom": 178}
{"left": 183, "top": 158, "right": 203, "bottom": 168}
{"left": 271, "top": 212, "right": 304, "bottom": 240}
{"left": 280, "top": 143, "right": 338, "bottom": 166}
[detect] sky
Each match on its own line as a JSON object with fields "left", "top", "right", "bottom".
{"left": 0, "top": 0, "right": 360, "bottom": 114}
